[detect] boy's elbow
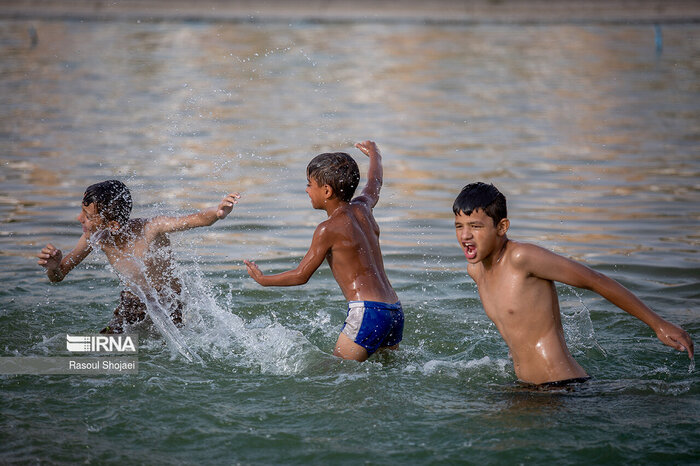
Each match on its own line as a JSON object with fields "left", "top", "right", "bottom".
{"left": 295, "top": 274, "right": 311, "bottom": 285}
{"left": 294, "top": 269, "right": 313, "bottom": 285}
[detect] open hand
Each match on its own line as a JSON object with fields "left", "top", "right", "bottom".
{"left": 354, "top": 140, "right": 380, "bottom": 158}
{"left": 656, "top": 320, "right": 694, "bottom": 359}
{"left": 244, "top": 260, "right": 264, "bottom": 283}
{"left": 217, "top": 192, "right": 240, "bottom": 219}
{"left": 37, "top": 243, "right": 62, "bottom": 270}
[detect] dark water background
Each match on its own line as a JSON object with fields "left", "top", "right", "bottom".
{"left": 0, "top": 19, "right": 698, "bottom": 464}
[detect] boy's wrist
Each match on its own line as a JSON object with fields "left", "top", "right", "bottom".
{"left": 48, "top": 267, "right": 64, "bottom": 281}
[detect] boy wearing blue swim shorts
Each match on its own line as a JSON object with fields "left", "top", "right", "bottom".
{"left": 245, "top": 141, "right": 403, "bottom": 361}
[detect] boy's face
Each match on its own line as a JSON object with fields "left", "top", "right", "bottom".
{"left": 454, "top": 209, "right": 507, "bottom": 263}
{"left": 77, "top": 202, "right": 108, "bottom": 236}
{"left": 305, "top": 177, "right": 328, "bottom": 210}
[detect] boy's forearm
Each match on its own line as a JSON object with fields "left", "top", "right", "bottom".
{"left": 366, "top": 149, "right": 383, "bottom": 188}
{"left": 589, "top": 272, "right": 665, "bottom": 329}
{"left": 359, "top": 145, "right": 383, "bottom": 204}
{"left": 256, "top": 270, "right": 310, "bottom": 287}
{"left": 196, "top": 207, "right": 220, "bottom": 227}
{"left": 176, "top": 208, "right": 220, "bottom": 230}
{"left": 590, "top": 270, "right": 693, "bottom": 357}
{"left": 46, "top": 254, "right": 82, "bottom": 282}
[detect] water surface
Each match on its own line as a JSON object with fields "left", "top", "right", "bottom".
{"left": 0, "top": 19, "right": 698, "bottom": 464}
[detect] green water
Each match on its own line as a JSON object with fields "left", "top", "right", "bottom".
{"left": 1, "top": 19, "right": 698, "bottom": 464}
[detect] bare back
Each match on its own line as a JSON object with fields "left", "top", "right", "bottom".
{"left": 468, "top": 240, "right": 588, "bottom": 384}
{"left": 322, "top": 200, "right": 398, "bottom": 303}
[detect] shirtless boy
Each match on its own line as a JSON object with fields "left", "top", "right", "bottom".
{"left": 454, "top": 182, "right": 694, "bottom": 386}
{"left": 244, "top": 141, "right": 403, "bottom": 362}
{"left": 37, "top": 180, "right": 239, "bottom": 333}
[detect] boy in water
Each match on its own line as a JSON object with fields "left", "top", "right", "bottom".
{"left": 244, "top": 141, "right": 403, "bottom": 362}
{"left": 454, "top": 182, "right": 694, "bottom": 386}
{"left": 37, "top": 180, "right": 239, "bottom": 333}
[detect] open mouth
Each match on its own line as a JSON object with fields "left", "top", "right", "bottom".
{"left": 463, "top": 243, "right": 477, "bottom": 260}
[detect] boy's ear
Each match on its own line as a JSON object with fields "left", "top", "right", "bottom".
{"left": 496, "top": 218, "right": 510, "bottom": 236}
{"left": 323, "top": 184, "right": 334, "bottom": 200}
{"left": 107, "top": 220, "right": 121, "bottom": 232}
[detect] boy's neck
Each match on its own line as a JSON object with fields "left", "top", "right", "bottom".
{"left": 94, "top": 224, "right": 129, "bottom": 248}
{"left": 324, "top": 198, "right": 347, "bottom": 217}
{"left": 483, "top": 236, "right": 509, "bottom": 270}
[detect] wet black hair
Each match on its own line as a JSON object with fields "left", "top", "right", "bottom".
{"left": 306, "top": 152, "right": 360, "bottom": 203}
{"left": 452, "top": 182, "right": 507, "bottom": 226}
{"left": 82, "top": 180, "right": 132, "bottom": 225}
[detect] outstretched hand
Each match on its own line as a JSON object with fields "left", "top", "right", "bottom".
{"left": 217, "top": 192, "right": 240, "bottom": 219}
{"left": 656, "top": 320, "right": 694, "bottom": 359}
{"left": 244, "top": 260, "right": 264, "bottom": 283}
{"left": 354, "top": 140, "right": 380, "bottom": 158}
{"left": 37, "top": 243, "right": 62, "bottom": 270}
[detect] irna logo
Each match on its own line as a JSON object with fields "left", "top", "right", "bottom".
{"left": 66, "top": 334, "right": 138, "bottom": 353}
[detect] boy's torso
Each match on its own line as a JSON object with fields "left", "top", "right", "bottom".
{"left": 470, "top": 241, "right": 587, "bottom": 384}
{"left": 97, "top": 219, "right": 181, "bottom": 295}
{"left": 324, "top": 201, "right": 398, "bottom": 303}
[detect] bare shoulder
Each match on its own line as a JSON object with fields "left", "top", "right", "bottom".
{"left": 507, "top": 241, "right": 551, "bottom": 267}
{"left": 350, "top": 194, "right": 373, "bottom": 208}
{"left": 313, "top": 216, "right": 337, "bottom": 239}
{"left": 314, "top": 206, "right": 354, "bottom": 241}
{"left": 126, "top": 218, "right": 148, "bottom": 236}
{"left": 122, "top": 217, "right": 160, "bottom": 245}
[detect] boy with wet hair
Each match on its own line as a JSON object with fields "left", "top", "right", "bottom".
{"left": 245, "top": 141, "right": 403, "bottom": 362}
{"left": 38, "top": 180, "right": 240, "bottom": 333}
{"left": 454, "top": 182, "right": 694, "bottom": 386}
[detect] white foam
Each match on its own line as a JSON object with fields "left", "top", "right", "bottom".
{"left": 171, "top": 262, "right": 325, "bottom": 375}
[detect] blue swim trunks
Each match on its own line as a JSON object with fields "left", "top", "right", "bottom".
{"left": 341, "top": 300, "right": 404, "bottom": 355}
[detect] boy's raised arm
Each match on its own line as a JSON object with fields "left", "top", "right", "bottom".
{"left": 514, "top": 243, "right": 694, "bottom": 359}
{"left": 354, "top": 140, "right": 383, "bottom": 208}
{"left": 146, "top": 192, "right": 239, "bottom": 236}
{"left": 37, "top": 234, "right": 92, "bottom": 282}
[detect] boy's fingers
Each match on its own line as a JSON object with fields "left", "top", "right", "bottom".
{"left": 668, "top": 333, "right": 694, "bottom": 359}
{"left": 682, "top": 336, "right": 694, "bottom": 359}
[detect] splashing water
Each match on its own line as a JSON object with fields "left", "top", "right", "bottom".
{"left": 88, "top": 229, "right": 202, "bottom": 363}
{"left": 562, "top": 286, "right": 607, "bottom": 357}
{"left": 127, "top": 283, "right": 203, "bottom": 364}
{"left": 173, "top": 261, "right": 326, "bottom": 375}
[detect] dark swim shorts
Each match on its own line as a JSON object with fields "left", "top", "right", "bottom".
{"left": 520, "top": 377, "right": 592, "bottom": 391}
{"left": 341, "top": 300, "right": 404, "bottom": 355}
{"left": 100, "top": 290, "right": 182, "bottom": 334}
